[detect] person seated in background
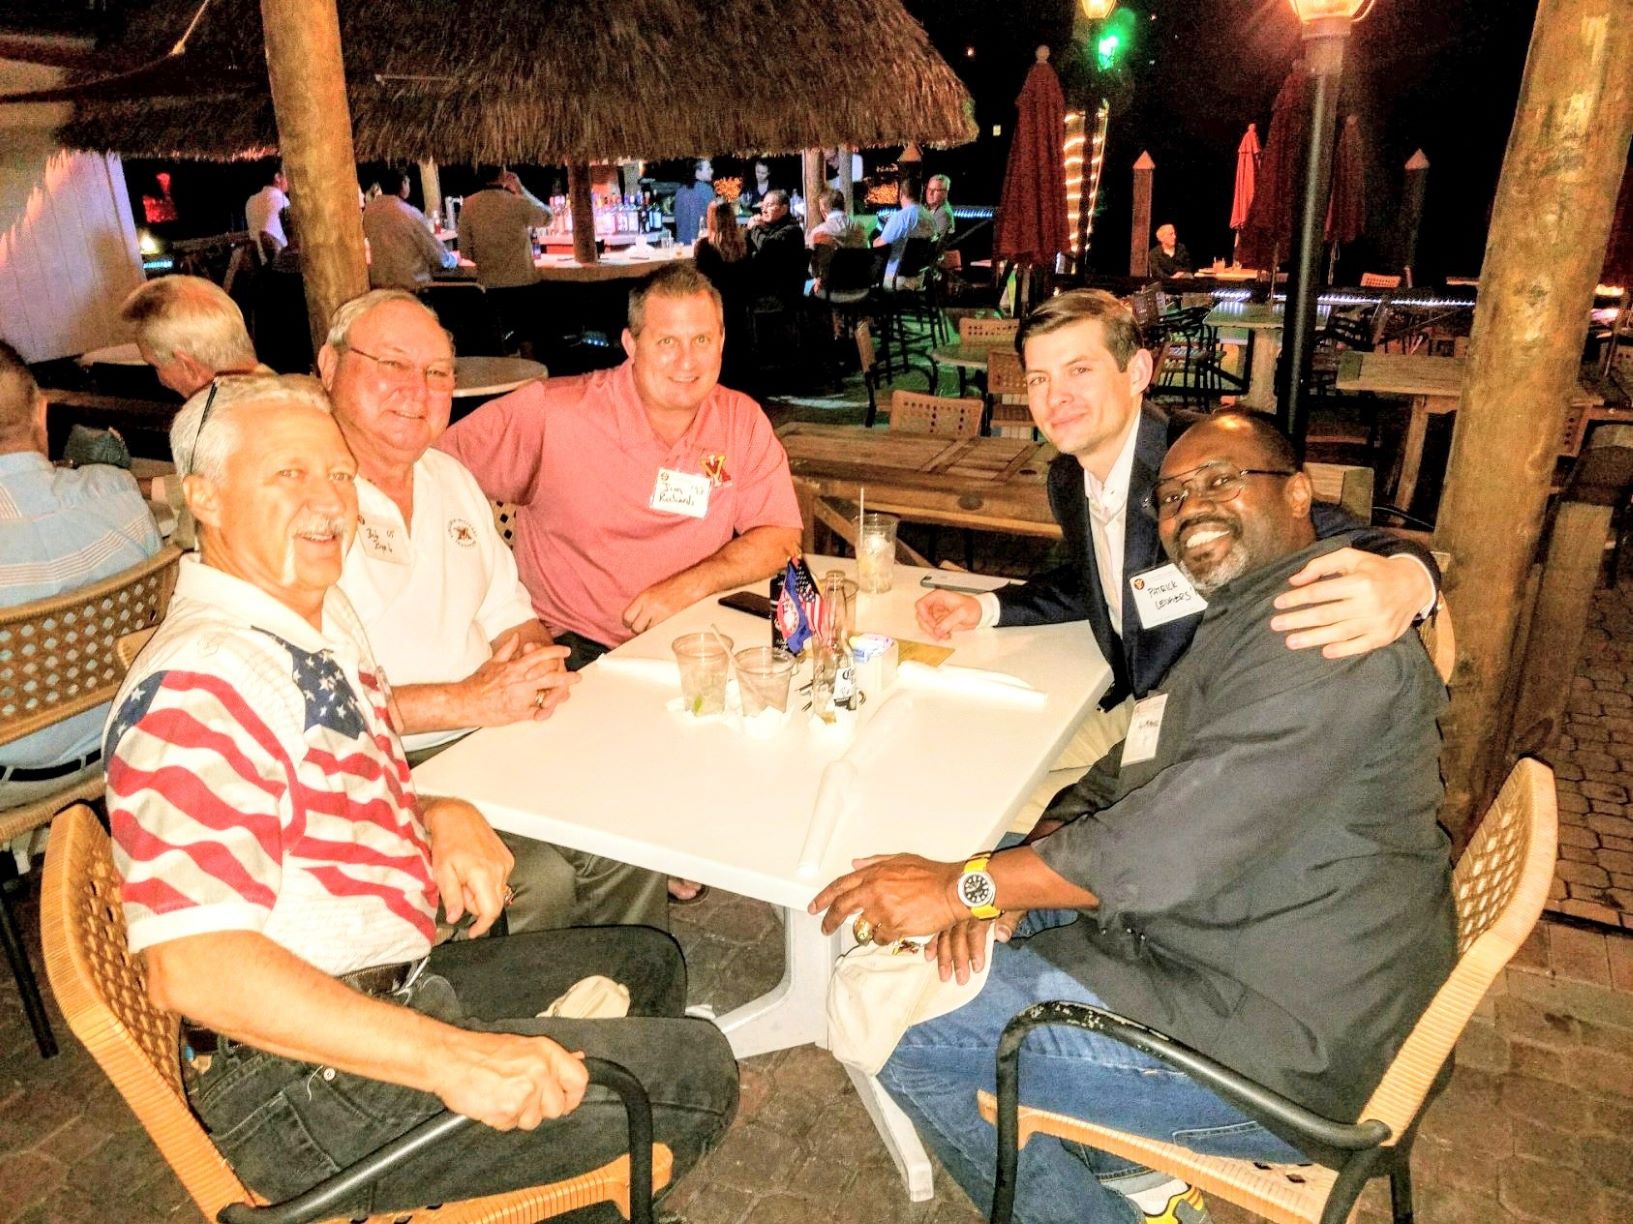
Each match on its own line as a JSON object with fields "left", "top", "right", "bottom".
{"left": 318, "top": 289, "right": 666, "bottom": 933}
{"left": 438, "top": 265, "right": 803, "bottom": 904}
{"left": 693, "top": 199, "right": 753, "bottom": 384}
{"left": 925, "top": 173, "right": 956, "bottom": 241}
{"left": 873, "top": 176, "right": 936, "bottom": 287}
{"left": 104, "top": 373, "right": 736, "bottom": 1218}
{"left": 672, "top": 158, "right": 717, "bottom": 247}
{"left": 746, "top": 190, "right": 806, "bottom": 303}
{"left": 244, "top": 164, "right": 290, "bottom": 256}
{"left": 807, "top": 189, "right": 865, "bottom": 251}
{"left": 1148, "top": 223, "right": 1194, "bottom": 278}
{"left": 363, "top": 168, "right": 457, "bottom": 291}
{"left": 120, "top": 275, "right": 264, "bottom": 399}
{"left": 456, "top": 166, "right": 552, "bottom": 357}
{"left": 739, "top": 158, "right": 776, "bottom": 209}
{"left": 0, "top": 339, "right": 160, "bottom": 808}
{"left": 813, "top": 413, "right": 1455, "bottom": 1224}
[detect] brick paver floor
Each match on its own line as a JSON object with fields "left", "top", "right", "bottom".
{"left": 1, "top": 871, "right": 1630, "bottom": 1224}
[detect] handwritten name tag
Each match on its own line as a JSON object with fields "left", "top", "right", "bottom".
{"left": 1129, "top": 563, "right": 1207, "bottom": 629}
{"left": 357, "top": 518, "right": 411, "bottom": 566}
{"left": 1122, "top": 693, "right": 1168, "bottom": 765}
{"left": 649, "top": 468, "right": 711, "bottom": 518}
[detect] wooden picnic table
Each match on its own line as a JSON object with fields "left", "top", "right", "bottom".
{"left": 777, "top": 422, "right": 1061, "bottom": 538}
{"left": 1205, "top": 303, "right": 1286, "bottom": 410}
{"left": 1335, "top": 351, "right": 1607, "bottom": 513}
{"left": 927, "top": 340, "right": 1006, "bottom": 396}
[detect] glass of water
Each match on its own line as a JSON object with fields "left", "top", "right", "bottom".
{"left": 855, "top": 513, "right": 899, "bottom": 593}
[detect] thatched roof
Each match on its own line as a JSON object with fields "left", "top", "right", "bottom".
{"left": 58, "top": 0, "right": 976, "bottom": 163}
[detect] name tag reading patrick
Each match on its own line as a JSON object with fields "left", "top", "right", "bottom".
{"left": 357, "top": 519, "right": 411, "bottom": 566}
{"left": 1121, "top": 693, "right": 1168, "bottom": 765}
{"left": 1129, "top": 563, "right": 1207, "bottom": 629}
{"left": 650, "top": 468, "right": 712, "bottom": 518}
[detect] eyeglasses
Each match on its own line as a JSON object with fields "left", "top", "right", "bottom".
{"left": 185, "top": 378, "right": 224, "bottom": 476}
{"left": 344, "top": 346, "right": 456, "bottom": 392}
{"left": 1143, "top": 461, "right": 1297, "bottom": 520}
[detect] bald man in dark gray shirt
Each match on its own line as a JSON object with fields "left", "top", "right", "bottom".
{"left": 811, "top": 411, "right": 1455, "bottom": 1224}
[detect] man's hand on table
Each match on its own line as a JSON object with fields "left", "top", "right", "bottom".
{"left": 915, "top": 589, "right": 984, "bottom": 641}
{"left": 1271, "top": 548, "right": 1434, "bottom": 658}
{"left": 431, "top": 1028, "right": 588, "bottom": 1130}
{"left": 423, "top": 798, "right": 514, "bottom": 937}
{"left": 463, "top": 634, "right": 576, "bottom": 724}
{"left": 923, "top": 911, "right": 1024, "bottom": 984}
{"left": 810, "top": 854, "right": 963, "bottom": 944}
{"left": 622, "top": 572, "right": 704, "bottom": 636}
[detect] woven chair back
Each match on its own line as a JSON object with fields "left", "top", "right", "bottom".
{"left": 1360, "top": 272, "right": 1402, "bottom": 289}
{"left": 491, "top": 500, "right": 520, "bottom": 548}
{"left": 986, "top": 349, "right": 1027, "bottom": 399}
{"left": 1355, "top": 759, "right": 1557, "bottom": 1137}
{"left": 0, "top": 547, "right": 180, "bottom": 751}
{"left": 855, "top": 321, "right": 878, "bottom": 378}
{"left": 958, "top": 316, "right": 1019, "bottom": 347}
{"left": 888, "top": 391, "right": 983, "bottom": 439}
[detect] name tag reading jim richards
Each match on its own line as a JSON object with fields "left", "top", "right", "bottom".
{"left": 649, "top": 468, "right": 711, "bottom": 519}
{"left": 1122, "top": 693, "right": 1168, "bottom": 765}
{"left": 1129, "top": 563, "right": 1207, "bottom": 629}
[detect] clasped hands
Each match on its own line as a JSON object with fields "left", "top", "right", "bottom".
{"left": 809, "top": 854, "right": 1022, "bottom": 985}
{"left": 463, "top": 633, "right": 576, "bottom": 725}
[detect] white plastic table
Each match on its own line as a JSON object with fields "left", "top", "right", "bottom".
{"left": 413, "top": 560, "right": 1110, "bottom": 1199}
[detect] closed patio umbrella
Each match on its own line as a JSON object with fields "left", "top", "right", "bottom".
{"left": 1325, "top": 113, "right": 1366, "bottom": 278}
{"left": 1230, "top": 122, "right": 1260, "bottom": 258}
{"left": 994, "top": 47, "right": 1069, "bottom": 274}
{"left": 1238, "top": 64, "right": 1307, "bottom": 273}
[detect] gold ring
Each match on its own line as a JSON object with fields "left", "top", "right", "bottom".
{"left": 502, "top": 885, "right": 516, "bottom": 908}
{"left": 533, "top": 689, "right": 547, "bottom": 709}
{"left": 852, "top": 916, "right": 874, "bottom": 944}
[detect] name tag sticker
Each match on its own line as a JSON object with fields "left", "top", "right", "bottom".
{"left": 1129, "top": 563, "right": 1207, "bottom": 629}
{"left": 1122, "top": 693, "right": 1168, "bottom": 766}
{"left": 357, "top": 518, "right": 411, "bottom": 566}
{"left": 650, "top": 468, "right": 711, "bottom": 519}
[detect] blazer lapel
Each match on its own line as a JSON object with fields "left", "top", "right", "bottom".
{"left": 1121, "top": 407, "right": 1173, "bottom": 684}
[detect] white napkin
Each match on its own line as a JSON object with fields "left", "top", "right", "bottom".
{"left": 896, "top": 661, "right": 1045, "bottom": 707}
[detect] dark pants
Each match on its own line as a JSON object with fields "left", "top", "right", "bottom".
{"left": 186, "top": 927, "right": 737, "bottom": 1218}
{"left": 556, "top": 629, "right": 613, "bottom": 673}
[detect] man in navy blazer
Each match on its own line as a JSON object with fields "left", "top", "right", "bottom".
{"left": 917, "top": 290, "right": 1437, "bottom": 711}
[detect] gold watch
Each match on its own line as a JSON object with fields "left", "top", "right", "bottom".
{"left": 957, "top": 854, "right": 1001, "bottom": 920}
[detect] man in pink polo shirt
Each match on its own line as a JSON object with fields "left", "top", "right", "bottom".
{"left": 438, "top": 263, "right": 803, "bottom": 671}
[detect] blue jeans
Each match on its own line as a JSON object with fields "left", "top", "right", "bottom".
{"left": 878, "top": 914, "right": 1302, "bottom": 1224}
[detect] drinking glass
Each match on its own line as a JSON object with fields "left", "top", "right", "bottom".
{"left": 735, "top": 647, "right": 797, "bottom": 732}
{"left": 855, "top": 513, "right": 899, "bottom": 593}
{"left": 672, "top": 632, "right": 734, "bottom": 716}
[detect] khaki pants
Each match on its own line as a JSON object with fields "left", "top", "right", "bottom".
{"left": 1005, "top": 697, "right": 1135, "bottom": 837}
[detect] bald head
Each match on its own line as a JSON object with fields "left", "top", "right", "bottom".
{"left": 1155, "top": 412, "right": 1313, "bottom": 595}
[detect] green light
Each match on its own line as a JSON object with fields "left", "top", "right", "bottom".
{"left": 1096, "top": 33, "right": 1121, "bottom": 68}
{"left": 1092, "top": 8, "right": 1136, "bottom": 70}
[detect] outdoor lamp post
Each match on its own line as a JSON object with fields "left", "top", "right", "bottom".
{"left": 1080, "top": 0, "right": 1116, "bottom": 18}
{"left": 1278, "top": 0, "right": 1371, "bottom": 448}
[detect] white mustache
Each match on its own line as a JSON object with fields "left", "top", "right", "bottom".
{"left": 291, "top": 515, "right": 349, "bottom": 539}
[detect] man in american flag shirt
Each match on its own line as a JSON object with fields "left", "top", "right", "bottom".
{"left": 104, "top": 374, "right": 736, "bottom": 1216}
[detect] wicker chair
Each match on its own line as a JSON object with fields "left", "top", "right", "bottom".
{"left": 40, "top": 805, "right": 673, "bottom": 1224}
{"left": 1, "top": 545, "right": 180, "bottom": 1057}
{"left": 856, "top": 321, "right": 882, "bottom": 428}
{"left": 887, "top": 390, "right": 983, "bottom": 439}
{"left": 490, "top": 500, "right": 521, "bottom": 548}
{"left": 985, "top": 349, "right": 1034, "bottom": 440}
{"left": 980, "top": 757, "right": 1557, "bottom": 1224}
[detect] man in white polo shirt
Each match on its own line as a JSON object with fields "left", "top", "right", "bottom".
{"left": 320, "top": 289, "right": 667, "bottom": 932}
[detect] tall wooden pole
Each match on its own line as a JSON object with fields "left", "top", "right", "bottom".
{"left": 1433, "top": 0, "right": 1633, "bottom": 842}
{"left": 1129, "top": 151, "right": 1153, "bottom": 276}
{"left": 566, "top": 162, "right": 597, "bottom": 265}
{"left": 1398, "top": 150, "right": 1429, "bottom": 281}
{"left": 259, "top": 0, "right": 367, "bottom": 357}
{"left": 802, "top": 149, "right": 824, "bottom": 236}
{"left": 838, "top": 145, "right": 855, "bottom": 215}
{"left": 417, "top": 158, "right": 443, "bottom": 225}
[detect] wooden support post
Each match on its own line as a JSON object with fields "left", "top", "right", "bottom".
{"left": 259, "top": 0, "right": 367, "bottom": 357}
{"left": 1509, "top": 425, "right": 1633, "bottom": 758}
{"left": 1432, "top": 0, "right": 1633, "bottom": 842}
{"left": 838, "top": 145, "right": 855, "bottom": 215}
{"left": 802, "top": 149, "right": 824, "bottom": 237}
{"left": 566, "top": 162, "right": 597, "bottom": 265}
{"left": 1129, "top": 151, "right": 1153, "bottom": 277}
{"left": 417, "top": 158, "right": 442, "bottom": 224}
{"left": 1398, "top": 150, "right": 1429, "bottom": 281}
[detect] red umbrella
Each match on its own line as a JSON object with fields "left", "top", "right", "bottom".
{"left": 1325, "top": 113, "right": 1366, "bottom": 247}
{"left": 1230, "top": 122, "right": 1261, "bottom": 237}
{"left": 1238, "top": 65, "right": 1307, "bottom": 272}
{"left": 994, "top": 49, "right": 1068, "bottom": 268}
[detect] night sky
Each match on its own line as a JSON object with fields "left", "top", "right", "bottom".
{"left": 903, "top": 0, "right": 1539, "bottom": 283}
